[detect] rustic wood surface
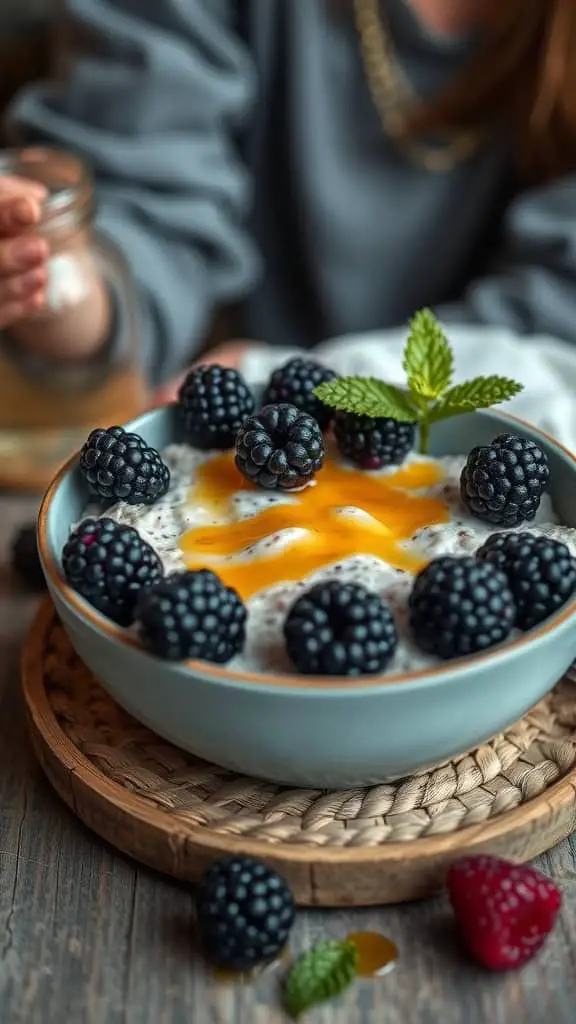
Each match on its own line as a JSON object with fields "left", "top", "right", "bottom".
{"left": 1, "top": 494, "right": 575, "bottom": 1023}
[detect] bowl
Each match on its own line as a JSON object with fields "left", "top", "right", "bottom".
{"left": 37, "top": 405, "right": 576, "bottom": 789}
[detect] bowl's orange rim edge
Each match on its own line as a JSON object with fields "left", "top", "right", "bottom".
{"left": 37, "top": 408, "right": 576, "bottom": 692}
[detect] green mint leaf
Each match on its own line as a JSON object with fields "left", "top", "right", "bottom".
{"left": 403, "top": 309, "right": 454, "bottom": 400}
{"left": 283, "top": 940, "right": 359, "bottom": 1019}
{"left": 438, "top": 375, "right": 524, "bottom": 411}
{"left": 314, "top": 377, "right": 418, "bottom": 421}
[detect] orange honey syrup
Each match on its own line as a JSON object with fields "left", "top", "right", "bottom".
{"left": 179, "top": 450, "right": 450, "bottom": 601}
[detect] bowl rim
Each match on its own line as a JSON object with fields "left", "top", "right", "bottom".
{"left": 38, "top": 406, "right": 576, "bottom": 693}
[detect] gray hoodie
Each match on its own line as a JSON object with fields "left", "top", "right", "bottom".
{"left": 9, "top": 0, "right": 576, "bottom": 385}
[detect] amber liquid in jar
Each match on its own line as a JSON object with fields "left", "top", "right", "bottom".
{"left": 0, "top": 148, "right": 144, "bottom": 490}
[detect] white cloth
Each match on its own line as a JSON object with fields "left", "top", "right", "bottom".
{"left": 241, "top": 326, "right": 576, "bottom": 451}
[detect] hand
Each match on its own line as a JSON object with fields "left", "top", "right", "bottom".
{"left": 151, "top": 338, "right": 263, "bottom": 407}
{"left": 0, "top": 176, "right": 49, "bottom": 329}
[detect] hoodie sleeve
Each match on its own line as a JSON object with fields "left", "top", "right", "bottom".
{"left": 8, "top": 0, "right": 261, "bottom": 386}
{"left": 435, "top": 175, "right": 576, "bottom": 344}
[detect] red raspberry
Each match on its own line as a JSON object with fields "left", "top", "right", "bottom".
{"left": 447, "top": 855, "right": 562, "bottom": 971}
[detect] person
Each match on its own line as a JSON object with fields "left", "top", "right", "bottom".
{"left": 1, "top": 0, "right": 576, "bottom": 401}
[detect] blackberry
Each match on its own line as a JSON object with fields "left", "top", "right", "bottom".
{"left": 235, "top": 403, "right": 325, "bottom": 491}
{"left": 62, "top": 517, "right": 163, "bottom": 626}
{"left": 477, "top": 531, "right": 576, "bottom": 631}
{"left": 409, "top": 556, "right": 516, "bottom": 660}
{"left": 334, "top": 411, "right": 416, "bottom": 469}
{"left": 460, "top": 433, "right": 549, "bottom": 527}
{"left": 260, "top": 357, "right": 337, "bottom": 431}
{"left": 11, "top": 522, "right": 45, "bottom": 590}
{"left": 177, "top": 364, "right": 255, "bottom": 449}
{"left": 284, "top": 580, "right": 398, "bottom": 676}
{"left": 80, "top": 426, "right": 170, "bottom": 506}
{"left": 196, "top": 855, "right": 295, "bottom": 970}
{"left": 136, "top": 569, "right": 246, "bottom": 662}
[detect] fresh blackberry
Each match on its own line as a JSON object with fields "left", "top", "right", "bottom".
{"left": 79, "top": 426, "right": 170, "bottom": 506}
{"left": 284, "top": 580, "right": 398, "bottom": 676}
{"left": 235, "top": 403, "right": 325, "bottom": 491}
{"left": 409, "top": 556, "right": 516, "bottom": 660}
{"left": 260, "top": 358, "right": 337, "bottom": 431}
{"left": 476, "top": 531, "right": 576, "bottom": 631}
{"left": 62, "top": 517, "right": 163, "bottom": 626}
{"left": 334, "top": 411, "right": 416, "bottom": 469}
{"left": 136, "top": 569, "right": 246, "bottom": 662}
{"left": 460, "top": 433, "right": 549, "bottom": 527}
{"left": 177, "top": 364, "right": 255, "bottom": 449}
{"left": 11, "top": 522, "right": 45, "bottom": 590}
{"left": 196, "top": 855, "right": 295, "bottom": 970}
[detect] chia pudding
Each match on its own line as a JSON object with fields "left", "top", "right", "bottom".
{"left": 89, "top": 440, "right": 576, "bottom": 677}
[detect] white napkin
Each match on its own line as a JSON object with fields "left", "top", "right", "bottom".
{"left": 241, "top": 325, "right": 576, "bottom": 451}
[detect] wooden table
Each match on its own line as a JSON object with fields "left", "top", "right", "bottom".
{"left": 1, "top": 494, "right": 575, "bottom": 1023}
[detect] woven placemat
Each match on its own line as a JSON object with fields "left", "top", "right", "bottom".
{"left": 22, "top": 600, "right": 576, "bottom": 905}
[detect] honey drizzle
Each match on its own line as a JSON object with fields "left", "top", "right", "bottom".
{"left": 180, "top": 452, "right": 449, "bottom": 600}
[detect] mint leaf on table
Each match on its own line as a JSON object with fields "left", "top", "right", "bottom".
{"left": 314, "top": 309, "right": 524, "bottom": 453}
{"left": 403, "top": 308, "right": 454, "bottom": 399}
{"left": 313, "top": 377, "right": 418, "bottom": 422}
{"left": 282, "top": 939, "right": 359, "bottom": 1019}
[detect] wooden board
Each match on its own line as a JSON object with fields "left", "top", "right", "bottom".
{"left": 21, "top": 599, "right": 576, "bottom": 907}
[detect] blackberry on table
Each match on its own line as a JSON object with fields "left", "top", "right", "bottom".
{"left": 284, "top": 580, "right": 398, "bottom": 676}
{"left": 196, "top": 855, "right": 295, "bottom": 970}
{"left": 260, "top": 357, "right": 337, "bottom": 431}
{"left": 460, "top": 433, "right": 549, "bottom": 528}
{"left": 11, "top": 522, "right": 45, "bottom": 590}
{"left": 177, "top": 364, "right": 255, "bottom": 449}
{"left": 235, "top": 403, "right": 325, "bottom": 491}
{"left": 62, "top": 517, "right": 163, "bottom": 626}
{"left": 136, "top": 569, "right": 246, "bottom": 662}
{"left": 80, "top": 426, "right": 170, "bottom": 506}
{"left": 409, "top": 556, "right": 516, "bottom": 660}
{"left": 334, "top": 411, "right": 416, "bottom": 469}
{"left": 476, "top": 531, "right": 576, "bottom": 631}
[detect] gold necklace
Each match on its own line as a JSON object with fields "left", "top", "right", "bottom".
{"left": 352, "top": 0, "right": 483, "bottom": 171}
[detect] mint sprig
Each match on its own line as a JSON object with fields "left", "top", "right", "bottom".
{"left": 314, "top": 309, "right": 524, "bottom": 453}
{"left": 282, "top": 939, "right": 359, "bottom": 1019}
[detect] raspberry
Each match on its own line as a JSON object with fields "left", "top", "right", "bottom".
{"left": 62, "top": 517, "right": 163, "bottom": 626}
{"left": 460, "top": 433, "right": 549, "bottom": 527}
{"left": 79, "top": 426, "right": 170, "bottom": 506}
{"left": 476, "top": 531, "right": 576, "bottom": 630}
{"left": 177, "top": 364, "right": 255, "bottom": 449}
{"left": 409, "top": 556, "right": 516, "bottom": 659}
{"left": 448, "top": 855, "right": 562, "bottom": 971}
{"left": 333, "top": 412, "right": 416, "bottom": 469}
{"left": 196, "top": 855, "right": 295, "bottom": 969}
{"left": 284, "top": 580, "right": 398, "bottom": 675}
{"left": 11, "top": 522, "right": 45, "bottom": 590}
{"left": 235, "top": 403, "right": 325, "bottom": 491}
{"left": 136, "top": 569, "right": 246, "bottom": 662}
{"left": 261, "top": 358, "right": 337, "bottom": 431}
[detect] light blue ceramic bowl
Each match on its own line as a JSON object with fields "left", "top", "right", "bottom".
{"left": 38, "top": 405, "right": 576, "bottom": 788}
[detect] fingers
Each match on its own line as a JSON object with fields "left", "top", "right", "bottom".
{"left": 0, "top": 175, "right": 47, "bottom": 200}
{"left": 0, "top": 288, "right": 45, "bottom": 329}
{"left": 0, "top": 193, "right": 45, "bottom": 238}
{"left": 0, "top": 234, "right": 48, "bottom": 274}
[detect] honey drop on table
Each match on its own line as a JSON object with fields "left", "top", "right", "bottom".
{"left": 348, "top": 931, "right": 399, "bottom": 977}
{"left": 210, "top": 948, "right": 288, "bottom": 985}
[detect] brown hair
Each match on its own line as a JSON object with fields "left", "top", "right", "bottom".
{"left": 334, "top": 0, "right": 576, "bottom": 186}
{"left": 406, "top": 0, "right": 576, "bottom": 185}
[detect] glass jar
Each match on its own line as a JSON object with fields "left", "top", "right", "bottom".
{"left": 0, "top": 147, "right": 145, "bottom": 491}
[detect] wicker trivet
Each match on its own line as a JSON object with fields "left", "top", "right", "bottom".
{"left": 21, "top": 600, "right": 576, "bottom": 906}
